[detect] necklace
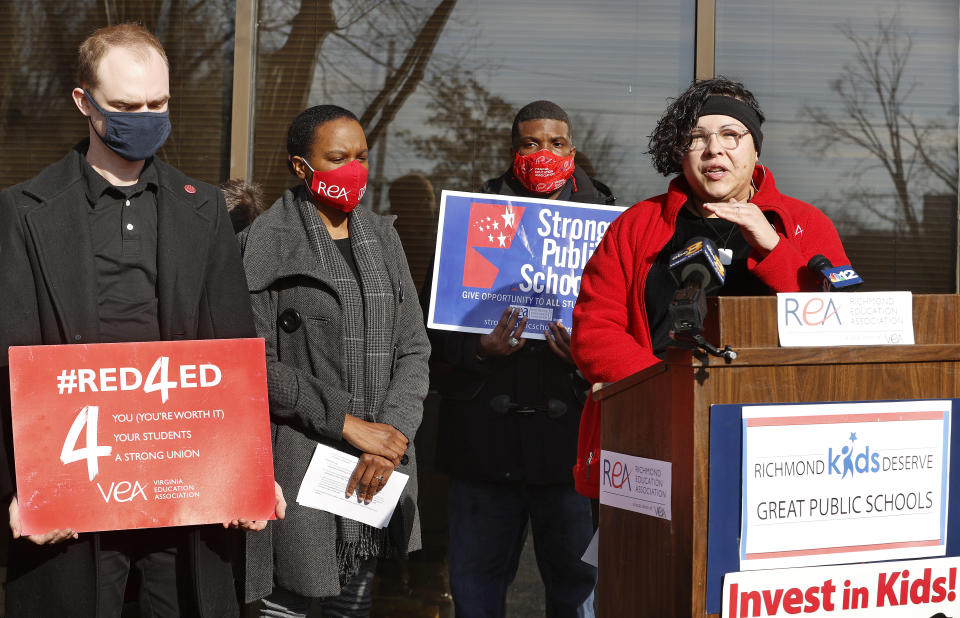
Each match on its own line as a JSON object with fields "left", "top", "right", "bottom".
{"left": 700, "top": 215, "right": 737, "bottom": 265}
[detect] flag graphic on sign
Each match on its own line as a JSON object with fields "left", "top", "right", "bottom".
{"left": 462, "top": 202, "right": 525, "bottom": 288}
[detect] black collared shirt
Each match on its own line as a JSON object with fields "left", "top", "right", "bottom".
{"left": 81, "top": 156, "right": 161, "bottom": 343}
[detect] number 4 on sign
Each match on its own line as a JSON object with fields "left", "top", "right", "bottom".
{"left": 60, "top": 405, "right": 112, "bottom": 481}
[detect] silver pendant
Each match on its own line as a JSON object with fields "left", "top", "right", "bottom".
{"left": 718, "top": 247, "right": 733, "bottom": 265}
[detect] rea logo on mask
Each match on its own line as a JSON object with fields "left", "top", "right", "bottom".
{"left": 315, "top": 180, "right": 354, "bottom": 201}
{"left": 303, "top": 158, "right": 368, "bottom": 212}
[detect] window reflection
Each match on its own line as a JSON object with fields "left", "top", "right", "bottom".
{"left": 253, "top": 0, "right": 696, "bottom": 290}
{"left": 717, "top": 1, "right": 959, "bottom": 292}
{"left": 0, "top": 1, "right": 236, "bottom": 187}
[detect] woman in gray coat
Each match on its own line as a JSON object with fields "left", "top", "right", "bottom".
{"left": 241, "top": 105, "right": 430, "bottom": 615}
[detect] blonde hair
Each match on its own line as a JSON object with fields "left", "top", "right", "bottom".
{"left": 77, "top": 23, "right": 168, "bottom": 90}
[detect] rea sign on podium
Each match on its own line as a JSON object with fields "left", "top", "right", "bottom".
{"left": 8, "top": 338, "right": 276, "bottom": 534}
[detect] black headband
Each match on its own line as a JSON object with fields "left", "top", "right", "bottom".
{"left": 696, "top": 96, "right": 763, "bottom": 154}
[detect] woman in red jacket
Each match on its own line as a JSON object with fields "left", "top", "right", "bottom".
{"left": 570, "top": 77, "right": 850, "bottom": 498}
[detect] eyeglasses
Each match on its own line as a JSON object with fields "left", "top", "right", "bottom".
{"left": 686, "top": 128, "right": 750, "bottom": 151}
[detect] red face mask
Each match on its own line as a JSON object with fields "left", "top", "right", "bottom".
{"left": 512, "top": 149, "right": 575, "bottom": 195}
{"left": 300, "top": 158, "right": 368, "bottom": 213}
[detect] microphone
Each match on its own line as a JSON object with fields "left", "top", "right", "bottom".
{"left": 489, "top": 395, "right": 567, "bottom": 419}
{"left": 668, "top": 237, "right": 727, "bottom": 336}
{"left": 807, "top": 255, "right": 864, "bottom": 292}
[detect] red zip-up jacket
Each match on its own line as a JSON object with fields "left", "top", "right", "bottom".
{"left": 570, "top": 166, "right": 850, "bottom": 497}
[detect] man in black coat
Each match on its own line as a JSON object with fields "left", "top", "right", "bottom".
{"left": 433, "top": 101, "right": 613, "bottom": 618}
{"left": 0, "top": 23, "right": 263, "bottom": 617}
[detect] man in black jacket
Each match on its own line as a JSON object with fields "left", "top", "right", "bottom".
{"left": 434, "top": 101, "right": 613, "bottom": 618}
{"left": 0, "top": 23, "right": 264, "bottom": 617}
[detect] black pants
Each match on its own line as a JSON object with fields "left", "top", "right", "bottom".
{"left": 97, "top": 528, "right": 195, "bottom": 617}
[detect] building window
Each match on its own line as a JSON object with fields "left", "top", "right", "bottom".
{"left": 716, "top": 1, "right": 959, "bottom": 291}
{"left": 0, "top": 1, "right": 237, "bottom": 188}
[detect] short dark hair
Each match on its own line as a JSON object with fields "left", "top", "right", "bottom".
{"left": 286, "top": 104, "right": 359, "bottom": 165}
{"left": 647, "top": 76, "right": 764, "bottom": 177}
{"left": 511, "top": 100, "right": 572, "bottom": 142}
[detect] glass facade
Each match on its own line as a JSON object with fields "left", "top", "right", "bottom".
{"left": 252, "top": 0, "right": 698, "bottom": 290}
{"left": 0, "top": 0, "right": 957, "bottom": 289}
{"left": 0, "top": 0, "right": 237, "bottom": 189}
{"left": 716, "top": 0, "right": 959, "bottom": 291}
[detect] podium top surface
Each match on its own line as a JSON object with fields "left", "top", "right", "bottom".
{"left": 703, "top": 294, "right": 960, "bottom": 347}
{"left": 593, "top": 294, "right": 960, "bottom": 401}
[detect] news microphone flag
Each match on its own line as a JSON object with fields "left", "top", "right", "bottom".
{"left": 668, "top": 237, "right": 726, "bottom": 290}
{"left": 808, "top": 254, "right": 864, "bottom": 291}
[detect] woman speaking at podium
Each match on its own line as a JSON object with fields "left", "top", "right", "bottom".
{"left": 569, "top": 77, "right": 850, "bottom": 499}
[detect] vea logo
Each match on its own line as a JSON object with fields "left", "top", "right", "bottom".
{"left": 827, "top": 431, "right": 880, "bottom": 478}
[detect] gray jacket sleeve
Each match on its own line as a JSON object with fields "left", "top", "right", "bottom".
{"left": 376, "top": 227, "right": 430, "bottom": 441}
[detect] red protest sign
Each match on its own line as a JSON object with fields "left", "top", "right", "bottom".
{"left": 8, "top": 338, "right": 275, "bottom": 534}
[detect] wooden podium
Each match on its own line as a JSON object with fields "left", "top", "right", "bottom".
{"left": 594, "top": 294, "right": 960, "bottom": 617}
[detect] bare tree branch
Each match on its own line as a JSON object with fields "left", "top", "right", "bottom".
{"left": 799, "top": 13, "right": 955, "bottom": 236}
{"left": 360, "top": 0, "right": 457, "bottom": 148}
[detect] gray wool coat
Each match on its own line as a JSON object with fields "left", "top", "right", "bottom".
{"left": 240, "top": 188, "right": 429, "bottom": 601}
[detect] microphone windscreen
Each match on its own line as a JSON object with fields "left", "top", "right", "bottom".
{"left": 545, "top": 399, "right": 567, "bottom": 419}
{"left": 668, "top": 237, "right": 726, "bottom": 289}
{"left": 489, "top": 394, "right": 512, "bottom": 415}
{"left": 807, "top": 254, "right": 864, "bottom": 290}
{"left": 807, "top": 254, "right": 833, "bottom": 272}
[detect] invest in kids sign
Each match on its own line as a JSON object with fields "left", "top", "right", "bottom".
{"left": 427, "top": 190, "right": 624, "bottom": 339}
{"left": 722, "top": 557, "right": 960, "bottom": 617}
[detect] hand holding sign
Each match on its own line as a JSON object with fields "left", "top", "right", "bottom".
{"left": 9, "top": 495, "right": 77, "bottom": 545}
{"left": 224, "top": 481, "right": 286, "bottom": 531}
{"left": 544, "top": 320, "right": 573, "bottom": 364}
{"left": 478, "top": 306, "right": 528, "bottom": 357}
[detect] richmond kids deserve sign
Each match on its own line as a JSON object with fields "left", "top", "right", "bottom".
{"left": 427, "top": 190, "right": 624, "bottom": 339}
{"left": 8, "top": 338, "right": 276, "bottom": 533}
{"left": 739, "top": 400, "right": 951, "bottom": 571}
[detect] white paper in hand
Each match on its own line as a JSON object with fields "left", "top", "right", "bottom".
{"left": 296, "top": 443, "right": 409, "bottom": 529}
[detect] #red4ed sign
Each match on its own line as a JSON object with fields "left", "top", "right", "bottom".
{"left": 8, "top": 338, "right": 276, "bottom": 534}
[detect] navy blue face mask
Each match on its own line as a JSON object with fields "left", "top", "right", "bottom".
{"left": 83, "top": 89, "right": 171, "bottom": 161}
